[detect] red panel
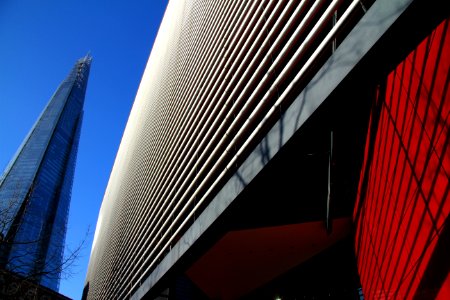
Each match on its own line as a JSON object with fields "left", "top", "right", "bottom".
{"left": 354, "top": 18, "right": 450, "bottom": 299}
{"left": 186, "top": 218, "right": 351, "bottom": 300}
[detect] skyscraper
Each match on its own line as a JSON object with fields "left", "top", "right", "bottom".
{"left": 0, "top": 56, "right": 91, "bottom": 291}
{"left": 85, "top": 0, "right": 449, "bottom": 299}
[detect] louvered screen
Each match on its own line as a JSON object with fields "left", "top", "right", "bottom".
{"left": 86, "top": 0, "right": 374, "bottom": 298}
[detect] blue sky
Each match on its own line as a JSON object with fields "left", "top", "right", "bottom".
{"left": 0, "top": 1, "right": 167, "bottom": 299}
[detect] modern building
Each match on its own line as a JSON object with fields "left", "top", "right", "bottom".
{"left": 85, "top": 0, "right": 449, "bottom": 299}
{"left": 0, "top": 56, "right": 91, "bottom": 292}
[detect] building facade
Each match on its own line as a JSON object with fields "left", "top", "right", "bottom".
{"left": 0, "top": 56, "right": 91, "bottom": 291}
{"left": 85, "top": 0, "right": 449, "bottom": 299}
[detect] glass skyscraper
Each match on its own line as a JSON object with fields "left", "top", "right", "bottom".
{"left": 0, "top": 56, "right": 91, "bottom": 291}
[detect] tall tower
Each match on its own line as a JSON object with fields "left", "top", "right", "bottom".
{"left": 0, "top": 56, "right": 91, "bottom": 291}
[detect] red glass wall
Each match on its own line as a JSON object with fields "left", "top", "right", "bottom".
{"left": 354, "top": 18, "right": 450, "bottom": 299}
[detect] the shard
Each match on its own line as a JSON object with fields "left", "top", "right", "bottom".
{"left": 0, "top": 56, "right": 91, "bottom": 291}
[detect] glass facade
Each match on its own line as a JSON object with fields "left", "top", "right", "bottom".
{"left": 354, "top": 17, "right": 450, "bottom": 299}
{"left": 0, "top": 56, "right": 91, "bottom": 291}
